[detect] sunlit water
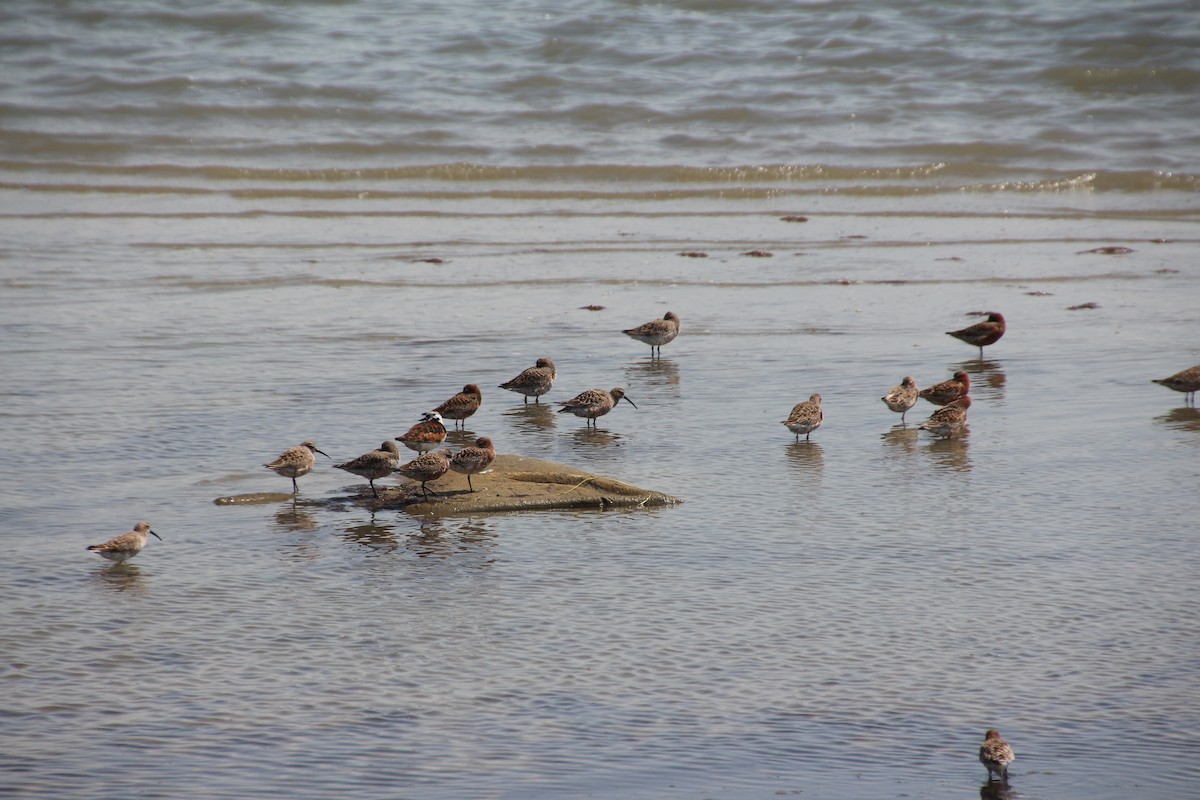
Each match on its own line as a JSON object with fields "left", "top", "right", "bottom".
{"left": 1, "top": 2, "right": 1198, "bottom": 798}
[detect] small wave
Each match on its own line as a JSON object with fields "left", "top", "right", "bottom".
{"left": 1044, "top": 65, "right": 1200, "bottom": 95}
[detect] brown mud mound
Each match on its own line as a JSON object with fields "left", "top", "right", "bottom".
{"left": 216, "top": 454, "right": 681, "bottom": 516}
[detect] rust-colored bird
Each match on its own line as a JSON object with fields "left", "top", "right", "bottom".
{"left": 947, "top": 311, "right": 1006, "bottom": 358}
{"left": 395, "top": 412, "right": 448, "bottom": 454}
{"left": 919, "top": 371, "right": 970, "bottom": 406}
{"left": 434, "top": 384, "right": 483, "bottom": 429}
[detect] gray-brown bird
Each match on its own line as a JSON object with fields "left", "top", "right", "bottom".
{"left": 87, "top": 521, "right": 162, "bottom": 564}
{"left": 263, "top": 440, "right": 330, "bottom": 493}
{"left": 979, "top": 728, "right": 1015, "bottom": 783}
{"left": 882, "top": 376, "right": 919, "bottom": 423}
{"left": 1152, "top": 364, "right": 1200, "bottom": 406}
{"left": 450, "top": 436, "right": 497, "bottom": 492}
{"left": 558, "top": 387, "right": 637, "bottom": 427}
{"left": 499, "top": 358, "right": 557, "bottom": 403}
{"left": 623, "top": 311, "right": 680, "bottom": 356}
{"left": 782, "top": 393, "right": 823, "bottom": 442}
{"left": 395, "top": 449, "right": 453, "bottom": 500}
{"left": 335, "top": 441, "right": 401, "bottom": 498}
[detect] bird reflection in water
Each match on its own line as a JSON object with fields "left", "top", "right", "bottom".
{"left": 273, "top": 500, "right": 319, "bottom": 533}
{"left": 958, "top": 358, "right": 1007, "bottom": 405}
{"left": 979, "top": 780, "right": 1013, "bottom": 800}
{"left": 406, "top": 519, "right": 495, "bottom": 561}
{"left": 785, "top": 440, "right": 824, "bottom": 476}
{"left": 1155, "top": 406, "right": 1200, "bottom": 433}
{"left": 92, "top": 563, "right": 148, "bottom": 595}
{"left": 881, "top": 425, "right": 920, "bottom": 454}
{"left": 503, "top": 403, "right": 557, "bottom": 434}
{"left": 625, "top": 356, "right": 680, "bottom": 390}
{"left": 571, "top": 427, "right": 621, "bottom": 447}
{"left": 925, "top": 434, "right": 972, "bottom": 473}
{"left": 342, "top": 516, "right": 399, "bottom": 551}
{"left": 444, "top": 427, "right": 480, "bottom": 447}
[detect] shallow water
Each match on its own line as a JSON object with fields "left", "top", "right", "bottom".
{"left": 2, "top": 2, "right": 1199, "bottom": 798}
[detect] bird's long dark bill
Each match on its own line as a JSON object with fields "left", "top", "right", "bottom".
{"left": 622, "top": 397, "right": 638, "bottom": 408}
{"left": 149, "top": 530, "right": 163, "bottom": 540}
{"left": 316, "top": 449, "right": 332, "bottom": 458}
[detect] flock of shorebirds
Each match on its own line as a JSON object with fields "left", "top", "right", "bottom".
{"left": 88, "top": 306, "right": 1199, "bottom": 574}
{"left": 81, "top": 304, "right": 1197, "bottom": 788}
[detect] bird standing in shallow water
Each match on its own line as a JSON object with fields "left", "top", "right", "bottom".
{"left": 919, "top": 395, "right": 971, "bottom": 437}
{"left": 558, "top": 387, "right": 637, "bottom": 427}
{"left": 395, "top": 449, "right": 453, "bottom": 500}
{"left": 395, "top": 411, "right": 448, "bottom": 454}
{"left": 782, "top": 393, "right": 823, "bottom": 441}
{"left": 947, "top": 311, "right": 1006, "bottom": 358}
{"left": 450, "top": 436, "right": 496, "bottom": 492}
{"left": 1152, "top": 363, "right": 1200, "bottom": 405}
{"left": 433, "top": 384, "right": 483, "bottom": 428}
{"left": 623, "top": 311, "right": 680, "bottom": 356}
{"left": 919, "top": 370, "right": 970, "bottom": 406}
{"left": 263, "top": 440, "right": 330, "bottom": 493}
{"left": 87, "top": 521, "right": 161, "bottom": 564}
{"left": 882, "top": 376, "right": 919, "bottom": 423}
{"left": 979, "top": 728, "right": 1015, "bottom": 783}
{"left": 335, "top": 441, "right": 401, "bottom": 498}
{"left": 499, "top": 358, "right": 557, "bottom": 403}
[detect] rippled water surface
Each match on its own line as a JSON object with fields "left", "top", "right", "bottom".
{"left": 1, "top": 2, "right": 1198, "bottom": 798}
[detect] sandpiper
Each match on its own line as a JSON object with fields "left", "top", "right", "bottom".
{"left": 263, "top": 440, "right": 330, "bottom": 493}
{"left": 434, "top": 383, "right": 483, "bottom": 428}
{"left": 450, "top": 436, "right": 496, "bottom": 492}
{"left": 557, "top": 387, "right": 637, "bottom": 427}
{"left": 882, "top": 376, "right": 919, "bottom": 423}
{"left": 395, "top": 449, "right": 453, "bottom": 499}
{"left": 948, "top": 311, "right": 1006, "bottom": 358}
{"left": 499, "top": 358, "right": 557, "bottom": 403}
{"left": 1152, "top": 363, "right": 1200, "bottom": 405}
{"left": 87, "top": 521, "right": 161, "bottom": 564}
{"left": 623, "top": 311, "right": 681, "bottom": 356}
{"left": 334, "top": 441, "right": 401, "bottom": 498}
{"left": 395, "top": 411, "right": 448, "bottom": 454}
{"left": 919, "top": 395, "right": 971, "bottom": 437}
{"left": 979, "top": 728, "right": 1015, "bottom": 783}
{"left": 782, "top": 393, "right": 823, "bottom": 442}
{"left": 919, "top": 371, "right": 970, "bottom": 406}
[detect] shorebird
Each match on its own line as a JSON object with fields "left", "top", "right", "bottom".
{"left": 499, "top": 358, "right": 557, "bottom": 403}
{"left": 334, "top": 441, "right": 401, "bottom": 498}
{"left": 1152, "top": 364, "right": 1200, "bottom": 405}
{"left": 919, "top": 370, "right": 970, "bottom": 406}
{"left": 979, "top": 729, "right": 1015, "bottom": 783}
{"left": 450, "top": 436, "right": 496, "bottom": 492}
{"left": 434, "top": 383, "right": 483, "bottom": 428}
{"left": 263, "top": 440, "right": 330, "bottom": 493}
{"left": 881, "top": 376, "right": 919, "bottom": 423}
{"left": 919, "top": 395, "right": 971, "bottom": 437}
{"left": 782, "top": 393, "right": 823, "bottom": 441}
{"left": 623, "top": 311, "right": 681, "bottom": 356}
{"left": 558, "top": 387, "right": 637, "bottom": 427}
{"left": 948, "top": 311, "right": 1006, "bottom": 358}
{"left": 87, "top": 521, "right": 161, "bottom": 564}
{"left": 395, "top": 411, "right": 448, "bottom": 454}
{"left": 395, "top": 449, "right": 453, "bottom": 500}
